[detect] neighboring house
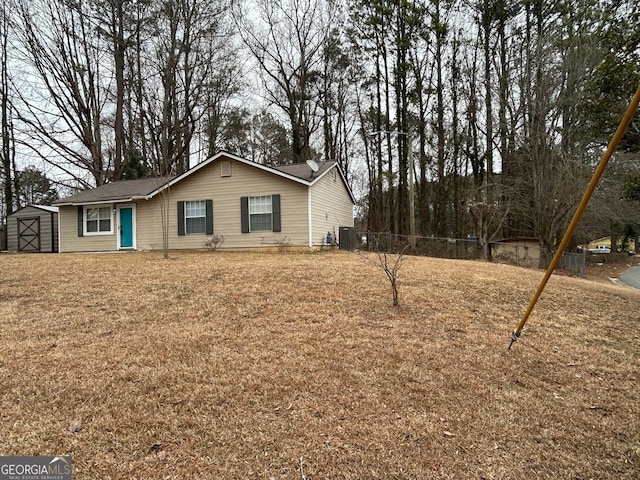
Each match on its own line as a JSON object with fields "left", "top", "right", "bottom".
{"left": 6, "top": 205, "right": 59, "bottom": 253}
{"left": 491, "top": 237, "right": 540, "bottom": 268}
{"left": 579, "top": 236, "right": 611, "bottom": 252}
{"left": 579, "top": 236, "right": 636, "bottom": 253}
{"left": 53, "top": 151, "right": 355, "bottom": 253}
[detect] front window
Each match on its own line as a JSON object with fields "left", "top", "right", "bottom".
{"left": 249, "top": 195, "right": 272, "bottom": 231}
{"left": 85, "top": 205, "right": 112, "bottom": 235}
{"left": 185, "top": 200, "right": 206, "bottom": 234}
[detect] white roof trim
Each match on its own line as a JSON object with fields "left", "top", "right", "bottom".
{"left": 55, "top": 198, "right": 139, "bottom": 207}
{"left": 8, "top": 204, "right": 59, "bottom": 214}
{"left": 35, "top": 205, "right": 59, "bottom": 213}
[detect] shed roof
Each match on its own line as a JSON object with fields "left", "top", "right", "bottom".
{"left": 8, "top": 204, "right": 59, "bottom": 216}
{"left": 37, "top": 205, "right": 59, "bottom": 213}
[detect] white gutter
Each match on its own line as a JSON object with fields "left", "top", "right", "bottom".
{"left": 55, "top": 197, "right": 147, "bottom": 207}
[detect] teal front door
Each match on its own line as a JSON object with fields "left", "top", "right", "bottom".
{"left": 119, "top": 207, "right": 134, "bottom": 249}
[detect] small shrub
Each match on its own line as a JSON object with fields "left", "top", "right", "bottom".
{"left": 205, "top": 234, "right": 224, "bottom": 250}
{"left": 276, "top": 236, "right": 292, "bottom": 252}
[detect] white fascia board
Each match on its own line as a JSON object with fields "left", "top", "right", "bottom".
{"left": 57, "top": 198, "right": 135, "bottom": 206}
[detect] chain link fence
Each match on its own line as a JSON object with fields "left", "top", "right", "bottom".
{"left": 362, "top": 232, "right": 586, "bottom": 277}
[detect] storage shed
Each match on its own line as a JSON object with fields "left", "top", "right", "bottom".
{"left": 7, "top": 205, "right": 59, "bottom": 253}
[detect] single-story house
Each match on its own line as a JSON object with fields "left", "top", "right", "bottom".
{"left": 7, "top": 204, "right": 59, "bottom": 253}
{"left": 53, "top": 151, "right": 355, "bottom": 253}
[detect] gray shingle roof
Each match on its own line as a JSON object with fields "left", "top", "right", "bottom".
{"left": 54, "top": 177, "right": 170, "bottom": 205}
{"left": 53, "top": 155, "right": 351, "bottom": 206}
{"left": 273, "top": 161, "right": 335, "bottom": 181}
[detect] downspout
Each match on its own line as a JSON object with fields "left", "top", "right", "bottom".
{"left": 308, "top": 187, "right": 313, "bottom": 247}
{"left": 51, "top": 211, "right": 55, "bottom": 252}
{"left": 57, "top": 209, "right": 62, "bottom": 253}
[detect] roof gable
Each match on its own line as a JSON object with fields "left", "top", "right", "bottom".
{"left": 149, "top": 151, "right": 355, "bottom": 203}
{"left": 54, "top": 151, "right": 355, "bottom": 206}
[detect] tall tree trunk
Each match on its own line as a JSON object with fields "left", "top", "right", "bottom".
{"left": 451, "top": 32, "right": 462, "bottom": 237}
{"left": 434, "top": 0, "right": 447, "bottom": 237}
{"left": 1, "top": 2, "right": 14, "bottom": 218}
{"left": 482, "top": 2, "right": 494, "bottom": 202}
{"left": 112, "top": 0, "right": 126, "bottom": 180}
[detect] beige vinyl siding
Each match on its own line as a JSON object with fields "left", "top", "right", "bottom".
{"left": 58, "top": 205, "right": 118, "bottom": 252}
{"left": 310, "top": 167, "right": 354, "bottom": 246}
{"left": 7, "top": 206, "right": 58, "bottom": 252}
{"left": 135, "top": 159, "right": 310, "bottom": 250}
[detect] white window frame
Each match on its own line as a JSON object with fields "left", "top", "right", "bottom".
{"left": 84, "top": 204, "right": 113, "bottom": 236}
{"left": 184, "top": 200, "right": 207, "bottom": 235}
{"left": 249, "top": 195, "right": 273, "bottom": 232}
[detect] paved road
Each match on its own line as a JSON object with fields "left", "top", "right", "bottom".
{"left": 618, "top": 265, "right": 640, "bottom": 289}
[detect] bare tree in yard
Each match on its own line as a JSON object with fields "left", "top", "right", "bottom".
{"left": 132, "top": 0, "right": 232, "bottom": 256}
{"left": 359, "top": 240, "right": 409, "bottom": 306}
{"left": 14, "top": 0, "right": 109, "bottom": 187}
{"left": 234, "top": 0, "right": 337, "bottom": 164}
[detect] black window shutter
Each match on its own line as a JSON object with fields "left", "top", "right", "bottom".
{"left": 77, "top": 206, "right": 83, "bottom": 237}
{"left": 240, "top": 197, "right": 249, "bottom": 233}
{"left": 205, "top": 199, "right": 213, "bottom": 235}
{"left": 272, "top": 194, "right": 281, "bottom": 232}
{"left": 177, "top": 201, "right": 185, "bottom": 236}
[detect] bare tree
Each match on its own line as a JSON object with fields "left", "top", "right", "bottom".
{"left": 203, "top": 56, "right": 245, "bottom": 158}
{"left": 139, "top": 0, "right": 231, "bottom": 175}
{"left": 90, "top": 0, "right": 147, "bottom": 180}
{"left": 358, "top": 240, "right": 409, "bottom": 306}
{"left": 234, "top": 0, "right": 336, "bottom": 163}
{"left": 14, "top": 0, "right": 109, "bottom": 187}
{"left": 1, "top": 0, "right": 16, "bottom": 223}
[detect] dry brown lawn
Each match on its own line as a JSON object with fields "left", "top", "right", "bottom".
{"left": 0, "top": 250, "right": 638, "bottom": 479}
